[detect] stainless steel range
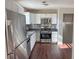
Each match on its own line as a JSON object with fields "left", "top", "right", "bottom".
{"left": 40, "top": 31, "right": 52, "bottom": 42}
{"left": 40, "top": 17, "right": 52, "bottom": 42}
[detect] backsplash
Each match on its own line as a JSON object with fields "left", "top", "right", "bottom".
{"left": 25, "top": 24, "right": 57, "bottom": 30}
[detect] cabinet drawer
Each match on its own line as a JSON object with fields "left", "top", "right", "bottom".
{"left": 52, "top": 33, "right": 57, "bottom": 37}
{"left": 52, "top": 32, "right": 57, "bottom": 43}
{"left": 52, "top": 38, "right": 57, "bottom": 42}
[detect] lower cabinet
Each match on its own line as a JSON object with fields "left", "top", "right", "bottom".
{"left": 30, "top": 32, "right": 36, "bottom": 51}
{"left": 52, "top": 32, "right": 58, "bottom": 43}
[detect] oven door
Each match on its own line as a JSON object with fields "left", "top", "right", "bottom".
{"left": 40, "top": 33, "right": 51, "bottom": 42}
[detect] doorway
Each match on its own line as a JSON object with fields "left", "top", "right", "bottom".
{"left": 63, "top": 14, "right": 73, "bottom": 43}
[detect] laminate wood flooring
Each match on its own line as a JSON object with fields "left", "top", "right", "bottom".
{"left": 29, "top": 43, "right": 72, "bottom": 59}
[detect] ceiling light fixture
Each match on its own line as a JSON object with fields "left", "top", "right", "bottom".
{"left": 42, "top": 1, "right": 48, "bottom": 6}
{"left": 42, "top": 1, "right": 46, "bottom": 3}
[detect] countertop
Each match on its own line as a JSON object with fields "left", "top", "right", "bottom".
{"left": 25, "top": 24, "right": 58, "bottom": 31}
{"left": 25, "top": 28, "right": 58, "bottom": 42}
{"left": 26, "top": 28, "right": 58, "bottom": 31}
{"left": 25, "top": 31, "right": 35, "bottom": 42}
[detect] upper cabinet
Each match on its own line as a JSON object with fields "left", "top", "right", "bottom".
{"left": 51, "top": 14, "right": 57, "bottom": 24}
{"left": 25, "top": 13, "right": 57, "bottom": 24}
{"left": 25, "top": 13, "right": 39, "bottom": 24}
{"left": 30, "top": 13, "right": 37, "bottom": 24}
{"left": 36, "top": 14, "right": 57, "bottom": 24}
{"left": 25, "top": 12, "right": 31, "bottom": 24}
{"left": 35, "top": 14, "right": 41, "bottom": 24}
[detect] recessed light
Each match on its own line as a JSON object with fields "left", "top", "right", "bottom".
{"left": 42, "top": 1, "right": 46, "bottom": 3}
{"left": 42, "top": 1, "right": 48, "bottom": 6}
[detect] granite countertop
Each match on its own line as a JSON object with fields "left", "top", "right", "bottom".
{"left": 25, "top": 31, "right": 35, "bottom": 42}
{"left": 25, "top": 24, "right": 58, "bottom": 31}
{"left": 25, "top": 28, "right": 58, "bottom": 42}
{"left": 26, "top": 28, "right": 58, "bottom": 31}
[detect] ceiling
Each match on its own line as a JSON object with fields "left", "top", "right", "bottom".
{"left": 17, "top": 0, "right": 74, "bottom": 10}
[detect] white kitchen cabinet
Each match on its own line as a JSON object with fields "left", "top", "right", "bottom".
{"left": 51, "top": 14, "right": 57, "bottom": 24}
{"left": 52, "top": 32, "right": 58, "bottom": 43}
{"left": 25, "top": 13, "right": 41, "bottom": 24}
{"left": 24, "top": 12, "right": 31, "bottom": 24}
{"left": 36, "top": 31, "right": 40, "bottom": 42}
{"left": 30, "top": 13, "right": 35, "bottom": 24}
{"left": 30, "top": 13, "right": 41, "bottom": 24}
{"left": 25, "top": 13, "right": 57, "bottom": 24}
{"left": 36, "top": 14, "right": 57, "bottom": 24}
{"left": 35, "top": 14, "right": 41, "bottom": 24}
{"left": 30, "top": 32, "right": 36, "bottom": 51}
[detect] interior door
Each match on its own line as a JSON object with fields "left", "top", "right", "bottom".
{"left": 63, "top": 24, "right": 73, "bottom": 43}
{"left": 63, "top": 14, "right": 73, "bottom": 43}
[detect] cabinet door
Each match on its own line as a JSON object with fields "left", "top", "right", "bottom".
{"left": 52, "top": 32, "right": 57, "bottom": 43}
{"left": 25, "top": 12, "right": 30, "bottom": 24}
{"left": 30, "top": 13, "right": 37, "bottom": 24}
{"left": 36, "top": 14, "right": 41, "bottom": 24}
{"left": 30, "top": 33, "right": 36, "bottom": 51}
{"left": 51, "top": 14, "right": 57, "bottom": 24}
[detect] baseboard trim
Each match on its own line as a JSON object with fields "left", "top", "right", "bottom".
{"left": 36, "top": 42, "right": 57, "bottom": 44}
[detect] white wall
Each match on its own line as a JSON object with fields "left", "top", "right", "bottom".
{"left": 58, "top": 8, "right": 74, "bottom": 44}
{"left": 5, "top": 0, "right": 24, "bottom": 14}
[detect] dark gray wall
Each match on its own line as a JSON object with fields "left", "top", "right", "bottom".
{"left": 63, "top": 14, "right": 73, "bottom": 43}
{"left": 63, "top": 24, "right": 73, "bottom": 43}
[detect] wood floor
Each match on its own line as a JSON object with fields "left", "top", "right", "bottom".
{"left": 29, "top": 43, "right": 72, "bottom": 59}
